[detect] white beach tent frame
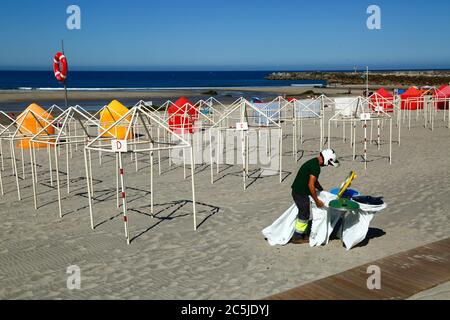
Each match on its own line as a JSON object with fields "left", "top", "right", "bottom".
{"left": 328, "top": 96, "right": 393, "bottom": 170}
{"left": 84, "top": 104, "right": 197, "bottom": 245}
{"left": 0, "top": 109, "right": 60, "bottom": 199}
{"left": 29, "top": 106, "right": 106, "bottom": 218}
{"left": 209, "top": 97, "right": 283, "bottom": 190}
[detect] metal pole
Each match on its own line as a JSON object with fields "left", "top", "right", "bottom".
{"left": 54, "top": 146, "right": 62, "bottom": 218}
{"left": 61, "top": 40, "right": 69, "bottom": 109}
{"left": 48, "top": 144, "right": 53, "bottom": 186}
{"left": 364, "top": 120, "right": 367, "bottom": 171}
{"left": 11, "top": 141, "right": 21, "bottom": 200}
{"left": 209, "top": 129, "right": 214, "bottom": 184}
{"left": 389, "top": 118, "right": 392, "bottom": 165}
{"left": 84, "top": 149, "right": 94, "bottom": 229}
{"left": 189, "top": 146, "right": 197, "bottom": 231}
{"left": 66, "top": 143, "right": 70, "bottom": 194}
{"left": 150, "top": 145, "right": 154, "bottom": 217}
{"left": 30, "top": 143, "right": 37, "bottom": 210}
{"left": 118, "top": 152, "right": 130, "bottom": 244}
{"left": 116, "top": 153, "right": 120, "bottom": 208}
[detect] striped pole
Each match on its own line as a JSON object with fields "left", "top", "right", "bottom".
{"left": 116, "top": 153, "right": 120, "bottom": 208}
{"left": 118, "top": 152, "right": 130, "bottom": 245}
{"left": 377, "top": 119, "right": 380, "bottom": 150}
{"left": 364, "top": 120, "right": 368, "bottom": 171}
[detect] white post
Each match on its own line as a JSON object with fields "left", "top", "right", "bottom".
{"left": 377, "top": 119, "right": 380, "bottom": 150}
{"left": 343, "top": 119, "right": 346, "bottom": 142}
{"left": 327, "top": 120, "right": 331, "bottom": 149}
{"left": 33, "top": 146, "right": 37, "bottom": 184}
{"left": 30, "top": 143, "right": 37, "bottom": 210}
{"left": 300, "top": 116, "right": 303, "bottom": 145}
{"left": 364, "top": 120, "right": 368, "bottom": 171}
{"left": 157, "top": 127, "right": 161, "bottom": 175}
{"left": 320, "top": 117, "right": 323, "bottom": 151}
{"left": 190, "top": 146, "right": 197, "bottom": 231}
{"left": 150, "top": 146, "right": 154, "bottom": 217}
{"left": 389, "top": 118, "right": 392, "bottom": 165}
{"left": 11, "top": 141, "right": 21, "bottom": 200}
{"left": 352, "top": 121, "right": 357, "bottom": 161}
{"left": 209, "top": 129, "right": 214, "bottom": 184}
{"left": 183, "top": 131, "right": 187, "bottom": 179}
{"left": 279, "top": 129, "right": 283, "bottom": 183}
{"left": 54, "top": 146, "right": 62, "bottom": 218}
{"left": 217, "top": 130, "right": 221, "bottom": 174}
{"left": 83, "top": 149, "right": 94, "bottom": 230}
{"left": 242, "top": 130, "right": 246, "bottom": 191}
{"left": 48, "top": 144, "right": 53, "bottom": 186}
{"left": 0, "top": 139, "right": 4, "bottom": 172}
{"left": 66, "top": 143, "right": 70, "bottom": 194}
{"left": 88, "top": 149, "right": 94, "bottom": 197}
{"left": 0, "top": 161, "right": 3, "bottom": 195}
{"left": 21, "top": 144, "right": 25, "bottom": 180}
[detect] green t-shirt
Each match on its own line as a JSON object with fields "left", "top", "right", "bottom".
{"left": 291, "top": 157, "right": 321, "bottom": 195}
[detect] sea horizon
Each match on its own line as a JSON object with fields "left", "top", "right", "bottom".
{"left": 1, "top": 69, "right": 449, "bottom": 91}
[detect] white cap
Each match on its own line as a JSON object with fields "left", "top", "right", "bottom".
{"left": 321, "top": 149, "right": 340, "bottom": 167}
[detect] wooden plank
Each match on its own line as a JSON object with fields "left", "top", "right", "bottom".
{"left": 266, "top": 238, "right": 450, "bottom": 300}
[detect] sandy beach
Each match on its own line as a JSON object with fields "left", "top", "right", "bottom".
{"left": 0, "top": 85, "right": 377, "bottom": 111}
{"left": 0, "top": 98, "right": 449, "bottom": 299}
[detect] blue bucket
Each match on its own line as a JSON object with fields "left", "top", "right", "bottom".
{"left": 330, "top": 188, "right": 360, "bottom": 199}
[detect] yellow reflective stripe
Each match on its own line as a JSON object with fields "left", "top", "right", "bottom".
{"left": 295, "top": 219, "right": 308, "bottom": 233}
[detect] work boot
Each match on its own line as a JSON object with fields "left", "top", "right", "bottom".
{"left": 290, "top": 234, "right": 310, "bottom": 245}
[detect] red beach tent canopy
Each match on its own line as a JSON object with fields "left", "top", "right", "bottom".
{"left": 400, "top": 87, "right": 424, "bottom": 110}
{"left": 434, "top": 85, "right": 450, "bottom": 110}
{"left": 168, "top": 97, "right": 197, "bottom": 133}
{"left": 370, "top": 88, "right": 394, "bottom": 113}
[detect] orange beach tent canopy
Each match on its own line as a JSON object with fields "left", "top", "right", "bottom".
{"left": 100, "top": 100, "right": 133, "bottom": 139}
{"left": 16, "top": 103, "right": 55, "bottom": 149}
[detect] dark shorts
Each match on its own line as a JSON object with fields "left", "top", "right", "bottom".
{"left": 292, "top": 190, "right": 311, "bottom": 221}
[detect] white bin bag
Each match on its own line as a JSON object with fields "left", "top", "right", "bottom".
{"left": 262, "top": 192, "right": 387, "bottom": 250}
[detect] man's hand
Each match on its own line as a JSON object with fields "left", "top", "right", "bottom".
{"left": 315, "top": 199, "right": 325, "bottom": 208}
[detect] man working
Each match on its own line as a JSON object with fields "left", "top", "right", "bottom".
{"left": 290, "top": 149, "right": 340, "bottom": 244}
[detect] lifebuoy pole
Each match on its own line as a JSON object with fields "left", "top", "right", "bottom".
{"left": 62, "top": 40, "right": 69, "bottom": 109}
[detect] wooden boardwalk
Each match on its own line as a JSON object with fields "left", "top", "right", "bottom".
{"left": 267, "top": 237, "right": 450, "bottom": 300}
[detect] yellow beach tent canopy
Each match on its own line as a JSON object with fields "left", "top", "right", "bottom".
{"left": 100, "top": 100, "right": 133, "bottom": 139}
{"left": 17, "top": 103, "right": 55, "bottom": 149}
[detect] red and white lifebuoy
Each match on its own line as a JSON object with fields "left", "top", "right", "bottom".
{"left": 53, "top": 52, "right": 68, "bottom": 82}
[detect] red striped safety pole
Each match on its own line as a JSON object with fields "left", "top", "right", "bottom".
{"left": 118, "top": 152, "right": 130, "bottom": 244}
{"left": 364, "top": 120, "right": 368, "bottom": 170}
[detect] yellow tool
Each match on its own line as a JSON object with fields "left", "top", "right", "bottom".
{"left": 337, "top": 171, "right": 358, "bottom": 199}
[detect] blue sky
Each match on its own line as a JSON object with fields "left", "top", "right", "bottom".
{"left": 0, "top": 0, "right": 449, "bottom": 71}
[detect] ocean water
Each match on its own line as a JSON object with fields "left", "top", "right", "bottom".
{"left": 0, "top": 71, "right": 325, "bottom": 90}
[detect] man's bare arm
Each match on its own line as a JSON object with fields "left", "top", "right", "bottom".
{"left": 315, "top": 180, "right": 324, "bottom": 192}
{"left": 308, "top": 175, "right": 324, "bottom": 207}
